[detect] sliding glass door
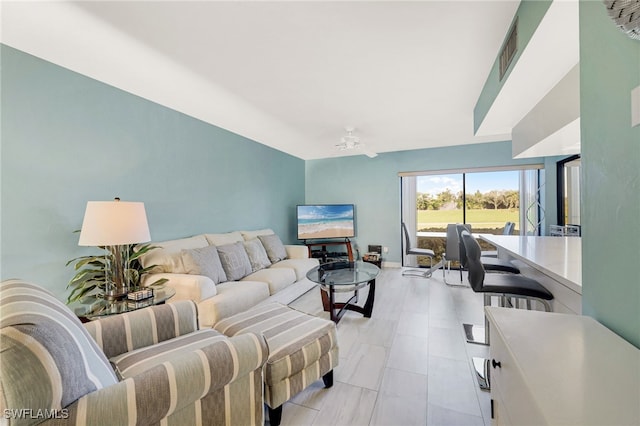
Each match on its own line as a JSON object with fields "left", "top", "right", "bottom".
{"left": 401, "top": 166, "right": 543, "bottom": 266}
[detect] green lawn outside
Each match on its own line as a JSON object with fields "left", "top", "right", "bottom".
{"left": 414, "top": 208, "right": 519, "bottom": 265}
{"left": 417, "top": 209, "right": 519, "bottom": 232}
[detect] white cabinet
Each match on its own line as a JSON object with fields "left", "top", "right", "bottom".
{"left": 486, "top": 307, "right": 640, "bottom": 425}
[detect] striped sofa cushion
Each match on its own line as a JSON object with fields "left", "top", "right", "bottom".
{"left": 214, "top": 303, "right": 338, "bottom": 384}
{"left": 110, "top": 328, "right": 227, "bottom": 379}
{"left": 83, "top": 300, "right": 199, "bottom": 359}
{"left": 0, "top": 280, "right": 117, "bottom": 413}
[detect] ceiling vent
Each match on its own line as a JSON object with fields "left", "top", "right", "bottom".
{"left": 499, "top": 18, "right": 518, "bottom": 81}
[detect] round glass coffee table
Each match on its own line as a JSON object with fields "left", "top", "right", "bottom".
{"left": 306, "top": 260, "right": 380, "bottom": 323}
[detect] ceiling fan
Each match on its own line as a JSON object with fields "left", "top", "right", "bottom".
{"left": 335, "top": 127, "right": 378, "bottom": 158}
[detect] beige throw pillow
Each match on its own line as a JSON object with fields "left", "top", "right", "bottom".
{"left": 181, "top": 245, "right": 228, "bottom": 284}
{"left": 217, "top": 242, "right": 253, "bottom": 281}
{"left": 243, "top": 239, "right": 272, "bottom": 272}
{"left": 258, "top": 234, "right": 288, "bottom": 263}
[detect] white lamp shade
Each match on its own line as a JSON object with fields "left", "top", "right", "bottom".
{"left": 78, "top": 201, "right": 151, "bottom": 246}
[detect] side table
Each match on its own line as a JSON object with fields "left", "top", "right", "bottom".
{"left": 362, "top": 256, "right": 382, "bottom": 268}
{"left": 70, "top": 287, "right": 176, "bottom": 322}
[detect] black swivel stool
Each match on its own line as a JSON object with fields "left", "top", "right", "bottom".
{"left": 455, "top": 224, "right": 520, "bottom": 275}
{"left": 459, "top": 230, "right": 553, "bottom": 390}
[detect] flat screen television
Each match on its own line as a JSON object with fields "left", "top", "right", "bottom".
{"left": 296, "top": 204, "right": 355, "bottom": 240}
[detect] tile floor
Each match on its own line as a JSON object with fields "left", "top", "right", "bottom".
{"left": 278, "top": 266, "right": 493, "bottom": 426}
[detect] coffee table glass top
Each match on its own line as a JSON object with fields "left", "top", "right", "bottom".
{"left": 307, "top": 261, "right": 380, "bottom": 287}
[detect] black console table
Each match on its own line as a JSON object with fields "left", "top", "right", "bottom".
{"left": 305, "top": 239, "right": 354, "bottom": 263}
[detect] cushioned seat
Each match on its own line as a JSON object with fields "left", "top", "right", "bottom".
{"left": 214, "top": 303, "right": 338, "bottom": 426}
{"left": 197, "top": 281, "right": 270, "bottom": 326}
{"left": 242, "top": 267, "right": 297, "bottom": 294}
{"left": 270, "top": 258, "right": 321, "bottom": 281}
{"left": 477, "top": 273, "right": 553, "bottom": 300}
{"left": 110, "top": 328, "right": 228, "bottom": 379}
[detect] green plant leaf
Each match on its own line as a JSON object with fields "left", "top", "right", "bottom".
{"left": 148, "top": 278, "right": 169, "bottom": 287}
{"left": 66, "top": 241, "right": 163, "bottom": 305}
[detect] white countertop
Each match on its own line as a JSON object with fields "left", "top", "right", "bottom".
{"left": 486, "top": 307, "right": 640, "bottom": 425}
{"left": 479, "top": 235, "right": 582, "bottom": 294}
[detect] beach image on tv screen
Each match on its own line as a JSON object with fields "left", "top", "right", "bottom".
{"left": 298, "top": 205, "right": 355, "bottom": 239}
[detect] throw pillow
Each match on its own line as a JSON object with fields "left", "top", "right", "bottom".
{"left": 217, "top": 242, "right": 253, "bottom": 281}
{"left": 258, "top": 234, "right": 288, "bottom": 263}
{"left": 181, "top": 245, "right": 228, "bottom": 284}
{"left": 243, "top": 239, "right": 272, "bottom": 272}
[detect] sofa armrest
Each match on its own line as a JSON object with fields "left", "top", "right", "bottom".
{"left": 84, "top": 300, "right": 199, "bottom": 358}
{"left": 141, "top": 272, "right": 217, "bottom": 303}
{"left": 55, "top": 333, "right": 268, "bottom": 425}
{"left": 285, "top": 244, "right": 309, "bottom": 259}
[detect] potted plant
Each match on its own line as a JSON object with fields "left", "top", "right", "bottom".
{"left": 66, "top": 243, "right": 167, "bottom": 303}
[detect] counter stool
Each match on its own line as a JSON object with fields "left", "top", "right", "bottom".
{"left": 455, "top": 224, "right": 520, "bottom": 275}
{"left": 214, "top": 303, "right": 338, "bottom": 426}
{"left": 460, "top": 230, "right": 553, "bottom": 391}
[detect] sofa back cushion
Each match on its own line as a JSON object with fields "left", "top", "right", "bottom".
{"left": 217, "top": 242, "right": 253, "bottom": 281}
{"left": 0, "top": 280, "right": 118, "bottom": 412}
{"left": 181, "top": 245, "right": 228, "bottom": 284}
{"left": 204, "top": 231, "right": 244, "bottom": 247}
{"left": 140, "top": 235, "right": 209, "bottom": 273}
{"left": 240, "top": 228, "right": 275, "bottom": 241}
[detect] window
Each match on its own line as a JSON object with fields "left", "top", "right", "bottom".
{"left": 465, "top": 170, "right": 520, "bottom": 233}
{"left": 557, "top": 155, "right": 581, "bottom": 226}
{"left": 416, "top": 173, "right": 463, "bottom": 232}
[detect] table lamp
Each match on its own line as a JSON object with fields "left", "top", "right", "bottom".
{"left": 78, "top": 198, "right": 151, "bottom": 299}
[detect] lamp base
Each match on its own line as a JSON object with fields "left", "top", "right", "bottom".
{"left": 102, "top": 289, "right": 129, "bottom": 300}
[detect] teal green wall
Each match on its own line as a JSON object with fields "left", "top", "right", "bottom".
{"left": 305, "top": 141, "right": 548, "bottom": 263}
{"left": 579, "top": 2, "right": 640, "bottom": 347}
{"left": 474, "top": 0, "right": 552, "bottom": 132}
{"left": 0, "top": 45, "right": 305, "bottom": 299}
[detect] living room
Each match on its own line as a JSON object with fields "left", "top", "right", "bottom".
{"left": 1, "top": 0, "right": 639, "bottom": 425}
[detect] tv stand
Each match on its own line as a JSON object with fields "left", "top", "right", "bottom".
{"left": 305, "top": 238, "right": 354, "bottom": 263}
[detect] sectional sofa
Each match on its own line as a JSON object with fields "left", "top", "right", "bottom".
{"left": 140, "top": 228, "right": 320, "bottom": 328}
{"left": 138, "top": 228, "right": 339, "bottom": 425}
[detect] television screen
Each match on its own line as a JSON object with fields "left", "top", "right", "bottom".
{"left": 297, "top": 204, "right": 355, "bottom": 240}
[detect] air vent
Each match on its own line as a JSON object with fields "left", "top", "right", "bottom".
{"left": 499, "top": 18, "right": 518, "bottom": 81}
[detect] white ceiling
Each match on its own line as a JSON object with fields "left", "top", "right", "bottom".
{"left": 1, "top": 1, "right": 530, "bottom": 160}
